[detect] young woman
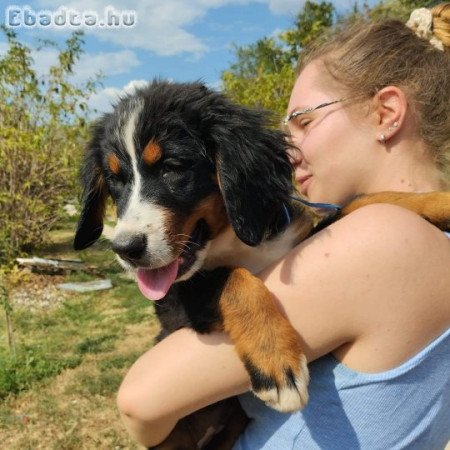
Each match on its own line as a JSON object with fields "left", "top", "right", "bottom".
{"left": 117, "top": 4, "right": 450, "bottom": 448}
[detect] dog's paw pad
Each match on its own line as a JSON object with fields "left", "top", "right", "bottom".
{"left": 245, "top": 354, "right": 309, "bottom": 412}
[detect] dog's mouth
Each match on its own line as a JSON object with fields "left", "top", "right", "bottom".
{"left": 136, "top": 220, "right": 209, "bottom": 301}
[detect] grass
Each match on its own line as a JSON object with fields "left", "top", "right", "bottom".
{"left": 0, "top": 220, "right": 161, "bottom": 448}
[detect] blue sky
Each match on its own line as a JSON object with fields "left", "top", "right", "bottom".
{"left": 1, "top": 1, "right": 372, "bottom": 113}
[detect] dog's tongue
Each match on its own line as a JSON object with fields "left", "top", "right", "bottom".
{"left": 137, "top": 260, "right": 179, "bottom": 301}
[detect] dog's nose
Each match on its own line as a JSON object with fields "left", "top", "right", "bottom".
{"left": 112, "top": 234, "right": 147, "bottom": 263}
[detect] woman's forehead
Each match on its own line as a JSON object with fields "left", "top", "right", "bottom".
{"left": 289, "top": 61, "right": 340, "bottom": 109}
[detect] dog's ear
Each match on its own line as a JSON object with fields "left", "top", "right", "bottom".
{"left": 73, "top": 125, "right": 108, "bottom": 251}
{"left": 209, "top": 104, "right": 293, "bottom": 246}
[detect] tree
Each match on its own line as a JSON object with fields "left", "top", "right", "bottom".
{"left": 221, "top": 1, "right": 335, "bottom": 115}
{"left": 281, "top": 1, "right": 335, "bottom": 62}
{"left": 0, "top": 28, "right": 100, "bottom": 265}
{"left": 221, "top": 0, "right": 431, "bottom": 114}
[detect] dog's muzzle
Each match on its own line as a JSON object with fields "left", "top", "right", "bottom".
{"left": 111, "top": 233, "right": 148, "bottom": 267}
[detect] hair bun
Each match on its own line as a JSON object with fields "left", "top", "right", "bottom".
{"left": 406, "top": 6, "right": 446, "bottom": 51}
{"left": 431, "top": 3, "right": 450, "bottom": 50}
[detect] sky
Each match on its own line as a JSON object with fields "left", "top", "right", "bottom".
{"left": 0, "top": 1, "right": 374, "bottom": 114}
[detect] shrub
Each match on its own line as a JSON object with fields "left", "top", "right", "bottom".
{"left": 0, "top": 28, "right": 100, "bottom": 264}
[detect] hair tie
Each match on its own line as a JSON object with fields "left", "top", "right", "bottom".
{"left": 406, "top": 8, "right": 445, "bottom": 51}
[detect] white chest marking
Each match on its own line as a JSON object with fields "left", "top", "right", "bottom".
{"left": 205, "top": 226, "right": 300, "bottom": 274}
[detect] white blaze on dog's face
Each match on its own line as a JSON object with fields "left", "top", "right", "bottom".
{"left": 112, "top": 101, "right": 174, "bottom": 270}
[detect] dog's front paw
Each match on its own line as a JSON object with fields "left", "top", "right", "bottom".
{"left": 219, "top": 267, "right": 310, "bottom": 412}
{"left": 244, "top": 350, "right": 309, "bottom": 412}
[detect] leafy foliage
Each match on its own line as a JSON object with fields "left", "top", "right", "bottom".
{"left": 281, "top": 1, "right": 335, "bottom": 62}
{"left": 0, "top": 28, "right": 100, "bottom": 265}
{"left": 221, "top": 0, "right": 430, "bottom": 115}
{"left": 221, "top": 1, "right": 335, "bottom": 115}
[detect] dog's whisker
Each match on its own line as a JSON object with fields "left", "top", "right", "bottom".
{"left": 184, "top": 240, "right": 201, "bottom": 248}
{"left": 173, "top": 239, "right": 190, "bottom": 247}
{"left": 175, "top": 240, "right": 202, "bottom": 249}
{"left": 173, "top": 233, "right": 192, "bottom": 239}
{"left": 174, "top": 239, "right": 190, "bottom": 245}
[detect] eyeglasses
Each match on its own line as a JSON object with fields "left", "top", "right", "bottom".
{"left": 282, "top": 99, "right": 345, "bottom": 127}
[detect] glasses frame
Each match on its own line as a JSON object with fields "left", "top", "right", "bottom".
{"left": 282, "top": 99, "right": 345, "bottom": 127}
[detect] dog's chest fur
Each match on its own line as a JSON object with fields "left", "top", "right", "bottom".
{"left": 204, "top": 214, "right": 312, "bottom": 274}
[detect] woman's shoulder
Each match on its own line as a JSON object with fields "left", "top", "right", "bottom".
{"left": 313, "top": 202, "right": 450, "bottom": 307}
{"left": 314, "top": 202, "right": 450, "bottom": 265}
{"left": 335, "top": 200, "right": 447, "bottom": 240}
{"left": 310, "top": 203, "right": 450, "bottom": 370}
{"left": 267, "top": 202, "right": 450, "bottom": 367}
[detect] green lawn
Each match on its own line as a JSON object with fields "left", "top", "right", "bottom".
{"left": 0, "top": 222, "right": 159, "bottom": 449}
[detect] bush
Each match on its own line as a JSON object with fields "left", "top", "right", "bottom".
{"left": 0, "top": 28, "right": 100, "bottom": 264}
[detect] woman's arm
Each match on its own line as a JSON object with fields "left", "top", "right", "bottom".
{"left": 118, "top": 328, "right": 250, "bottom": 445}
{"left": 117, "top": 204, "right": 450, "bottom": 447}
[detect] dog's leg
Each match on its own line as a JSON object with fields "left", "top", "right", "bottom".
{"left": 341, "top": 191, "right": 450, "bottom": 230}
{"left": 148, "top": 398, "right": 248, "bottom": 450}
{"left": 219, "top": 267, "right": 309, "bottom": 413}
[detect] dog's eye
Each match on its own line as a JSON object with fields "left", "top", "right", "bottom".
{"left": 105, "top": 170, "right": 129, "bottom": 200}
{"left": 108, "top": 170, "right": 127, "bottom": 184}
{"left": 162, "top": 159, "right": 187, "bottom": 173}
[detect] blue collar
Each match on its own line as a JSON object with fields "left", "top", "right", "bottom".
{"left": 289, "top": 195, "right": 342, "bottom": 212}
{"left": 282, "top": 195, "right": 341, "bottom": 227}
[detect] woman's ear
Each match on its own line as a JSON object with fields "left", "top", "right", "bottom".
{"left": 373, "top": 86, "right": 407, "bottom": 143}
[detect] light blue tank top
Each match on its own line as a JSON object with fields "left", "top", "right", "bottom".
{"left": 234, "top": 232, "right": 450, "bottom": 450}
{"left": 234, "top": 327, "right": 450, "bottom": 450}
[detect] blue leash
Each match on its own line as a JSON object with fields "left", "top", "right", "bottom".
{"left": 282, "top": 196, "right": 342, "bottom": 226}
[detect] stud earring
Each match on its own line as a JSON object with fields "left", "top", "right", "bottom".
{"left": 388, "top": 121, "right": 399, "bottom": 132}
{"left": 379, "top": 133, "right": 386, "bottom": 143}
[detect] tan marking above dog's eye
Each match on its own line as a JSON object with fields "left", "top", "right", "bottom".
{"left": 108, "top": 153, "right": 121, "bottom": 175}
{"left": 143, "top": 140, "right": 162, "bottom": 166}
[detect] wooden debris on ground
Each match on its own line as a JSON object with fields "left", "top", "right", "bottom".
{"left": 16, "top": 257, "right": 100, "bottom": 275}
{"left": 57, "top": 279, "right": 113, "bottom": 293}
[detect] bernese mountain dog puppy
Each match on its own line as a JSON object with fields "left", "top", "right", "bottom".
{"left": 74, "top": 80, "right": 450, "bottom": 449}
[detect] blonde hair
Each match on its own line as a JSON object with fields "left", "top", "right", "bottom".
{"left": 432, "top": 3, "right": 450, "bottom": 49}
{"left": 298, "top": 3, "right": 450, "bottom": 188}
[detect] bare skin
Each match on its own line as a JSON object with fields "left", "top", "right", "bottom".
{"left": 117, "top": 61, "right": 450, "bottom": 447}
